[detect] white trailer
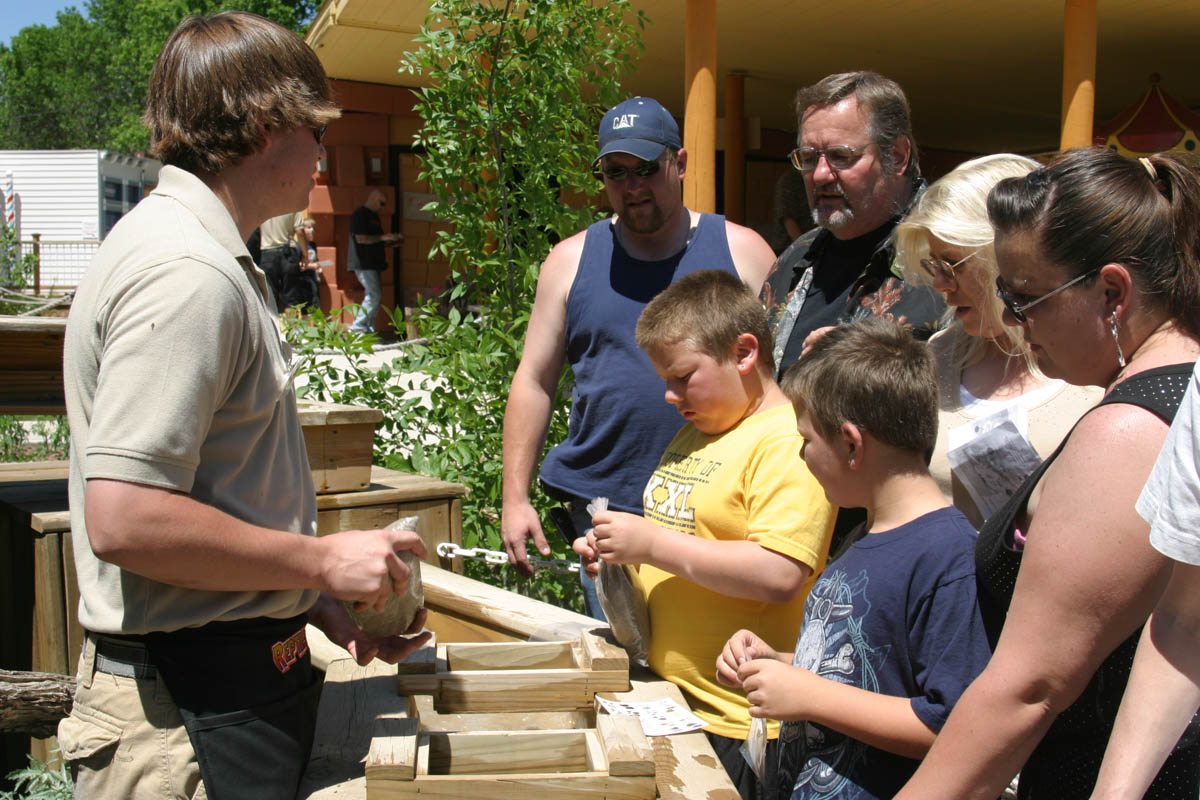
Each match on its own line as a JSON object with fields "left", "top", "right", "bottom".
{"left": 1, "top": 150, "right": 161, "bottom": 289}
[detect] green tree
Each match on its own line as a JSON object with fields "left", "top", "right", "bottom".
{"left": 290, "top": 0, "right": 646, "bottom": 609}
{"left": 0, "top": 0, "right": 319, "bottom": 153}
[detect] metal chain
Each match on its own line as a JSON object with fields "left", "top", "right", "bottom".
{"left": 435, "top": 542, "right": 580, "bottom": 574}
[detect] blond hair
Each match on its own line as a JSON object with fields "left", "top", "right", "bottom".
{"left": 895, "top": 154, "right": 1039, "bottom": 373}
{"left": 636, "top": 270, "right": 775, "bottom": 374}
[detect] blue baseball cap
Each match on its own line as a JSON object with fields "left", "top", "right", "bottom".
{"left": 596, "top": 97, "right": 682, "bottom": 163}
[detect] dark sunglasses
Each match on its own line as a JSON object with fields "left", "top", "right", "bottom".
{"left": 789, "top": 143, "right": 874, "bottom": 172}
{"left": 995, "top": 267, "right": 1099, "bottom": 323}
{"left": 596, "top": 160, "right": 662, "bottom": 181}
{"left": 312, "top": 124, "right": 327, "bottom": 144}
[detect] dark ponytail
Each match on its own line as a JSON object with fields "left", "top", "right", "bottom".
{"left": 987, "top": 147, "right": 1200, "bottom": 338}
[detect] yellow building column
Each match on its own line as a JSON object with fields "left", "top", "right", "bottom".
{"left": 684, "top": 0, "right": 717, "bottom": 213}
{"left": 1060, "top": 0, "right": 1097, "bottom": 151}
{"left": 724, "top": 72, "right": 746, "bottom": 224}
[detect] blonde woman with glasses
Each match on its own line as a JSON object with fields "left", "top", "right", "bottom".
{"left": 895, "top": 154, "right": 1100, "bottom": 529}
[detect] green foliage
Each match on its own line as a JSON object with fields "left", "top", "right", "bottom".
{"left": 1, "top": 219, "right": 38, "bottom": 306}
{"left": 400, "top": 0, "right": 646, "bottom": 314}
{"left": 0, "top": 0, "right": 319, "bottom": 153}
{"left": 0, "top": 754, "right": 72, "bottom": 800}
{"left": 288, "top": 0, "right": 645, "bottom": 610}
{"left": 0, "top": 415, "right": 70, "bottom": 462}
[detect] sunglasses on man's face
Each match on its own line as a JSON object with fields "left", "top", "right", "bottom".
{"left": 596, "top": 159, "right": 663, "bottom": 181}
{"left": 312, "top": 125, "right": 327, "bottom": 145}
{"left": 789, "top": 143, "right": 874, "bottom": 172}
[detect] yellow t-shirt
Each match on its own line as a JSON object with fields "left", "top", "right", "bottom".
{"left": 639, "top": 402, "right": 835, "bottom": 739}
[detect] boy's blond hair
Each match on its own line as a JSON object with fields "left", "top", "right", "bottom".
{"left": 781, "top": 318, "right": 937, "bottom": 455}
{"left": 635, "top": 270, "right": 776, "bottom": 374}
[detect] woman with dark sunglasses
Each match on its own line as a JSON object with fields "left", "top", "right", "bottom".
{"left": 895, "top": 148, "right": 1200, "bottom": 799}
{"left": 895, "top": 154, "right": 1101, "bottom": 530}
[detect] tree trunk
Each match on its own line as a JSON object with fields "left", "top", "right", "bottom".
{"left": 0, "top": 669, "right": 74, "bottom": 738}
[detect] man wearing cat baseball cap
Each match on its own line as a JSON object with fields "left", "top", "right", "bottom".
{"left": 502, "top": 95, "right": 775, "bottom": 615}
{"left": 595, "top": 95, "right": 683, "bottom": 163}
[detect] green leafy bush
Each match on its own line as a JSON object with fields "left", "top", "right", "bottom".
{"left": 290, "top": 0, "right": 646, "bottom": 610}
{"left": 1, "top": 754, "right": 72, "bottom": 800}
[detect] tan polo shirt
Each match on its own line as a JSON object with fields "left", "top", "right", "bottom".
{"left": 259, "top": 211, "right": 304, "bottom": 250}
{"left": 64, "top": 166, "right": 318, "bottom": 635}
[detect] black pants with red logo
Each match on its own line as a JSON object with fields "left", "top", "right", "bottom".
{"left": 141, "top": 614, "right": 320, "bottom": 800}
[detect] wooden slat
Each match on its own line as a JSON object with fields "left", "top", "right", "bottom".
{"left": 397, "top": 666, "right": 626, "bottom": 714}
{"left": 420, "top": 562, "right": 601, "bottom": 643}
{"left": 366, "top": 773, "right": 656, "bottom": 799}
{"left": 396, "top": 631, "right": 437, "bottom": 675}
{"left": 364, "top": 716, "right": 418, "bottom": 782}
{"left": 425, "top": 730, "right": 589, "bottom": 775}
{"left": 601, "top": 674, "right": 741, "bottom": 800}
{"left": 0, "top": 461, "right": 68, "bottom": 484}
{"left": 444, "top": 641, "right": 575, "bottom": 671}
{"left": 315, "top": 467, "right": 466, "bottom": 509}
{"left": 596, "top": 715, "right": 655, "bottom": 777}
{"left": 578, "top": 629, "right": 628, "bottom": 672}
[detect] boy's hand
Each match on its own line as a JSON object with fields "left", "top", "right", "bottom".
{"left": 572, "top": 530, "right": 601, "bottom": 578}
{"left": 717, "top": 629, "right": 781, "bottom": 688}
{"left": 739, "top": 658, "right": 818, "bottom": 720}
{"left": 591, "top": 510, "right": 655, "bottom": 565}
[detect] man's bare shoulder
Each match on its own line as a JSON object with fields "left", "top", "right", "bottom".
{"left": 537, "top": 224, "right": 594, "bottom": 297}
{"left": 722, "top": 219, "right": 776, "bottom": 293}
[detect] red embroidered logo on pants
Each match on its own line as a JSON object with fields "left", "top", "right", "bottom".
{"left": 271, "top": 627, "right": 309, "bottom": 674}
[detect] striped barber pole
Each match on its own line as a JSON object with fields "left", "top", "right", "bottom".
{"left": 3, "top": 171, "right": 13, "bottom": 227}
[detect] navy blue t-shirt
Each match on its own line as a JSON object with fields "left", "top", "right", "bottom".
{"left": 777, "top": 506, "right": 991, "bottom": 800}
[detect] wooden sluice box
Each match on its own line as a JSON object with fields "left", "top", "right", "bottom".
{"left": 370, "top": 630, "right": 654, "bottom": 797}
{"left": 301, "top": 578, "right": 741, "bottom": 800}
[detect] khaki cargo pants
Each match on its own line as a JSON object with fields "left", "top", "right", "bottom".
{"left": 57, "top": 635, "right": 206, "bottom": 800}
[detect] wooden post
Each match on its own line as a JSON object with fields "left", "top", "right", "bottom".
{"left": 1060, "top": 0, "right": 1097, "bottom": 151}
{"left": 723, "top": 72, "right": 747, "bottom": 224}
{"left": 31, "top": 232, "right": 40, "bottom": 296}
{"left": 683, "top": 0, "right": 717, "bottom": 214}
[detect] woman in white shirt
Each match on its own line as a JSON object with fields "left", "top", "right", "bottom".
{"left": 895, "top": 154, "right": 1101, "bottom": 528}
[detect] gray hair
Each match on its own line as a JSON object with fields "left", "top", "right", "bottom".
{"left": 795, "top": 71, "right": 918, "bottom": 178}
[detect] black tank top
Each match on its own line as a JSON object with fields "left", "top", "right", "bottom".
{"left": 976, "top": 363, "right": 1199, "bottom": 799}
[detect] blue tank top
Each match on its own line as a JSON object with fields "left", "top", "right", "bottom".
{"left": 539, "top": 213, "right": 738, "bottom": 512}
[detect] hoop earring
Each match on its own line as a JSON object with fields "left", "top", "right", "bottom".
{"left": 1110, "top": 311, "right": 1127, "bottom": 368}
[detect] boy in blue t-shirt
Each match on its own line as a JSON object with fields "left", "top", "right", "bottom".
{"left": 716, "top": 318, "right": 993, "bottom": 800}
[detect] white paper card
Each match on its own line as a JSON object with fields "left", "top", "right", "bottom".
{"left": 595, "top": 696, "right": 706, "bottom": 736}
{"left": 947, "top": 404, "right": 1043, "bottom": 521}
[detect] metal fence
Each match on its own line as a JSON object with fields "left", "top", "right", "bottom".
{"left": 15, "top": 235, "right": 99, "bottom": 291}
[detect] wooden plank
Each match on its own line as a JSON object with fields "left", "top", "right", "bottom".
{"left": 583, "top": 728, "right": 607, "bottom": 773}
{"left": 425, "top": 730, "right": 589, "bottom": 776}
{"left": 364, "top": 716, "right": 418, "bottom": 782}
{"left": 397, "top": 667, "right": 623, "bottom": 714}
{"left": 597, "top": 715, "right": 655, "bottom": 777}
{"left": 367, "top": 773, "right": 656, "bottom": 799}
{"left": 396, "top": 631, "right": 437, "bottom": 675}
{"left": 443, "top": 641, "right": 575, "bottom": 671}
{"left": 406, "top": 694, "right": 588, "bottom": 734}
{"left": 316, "top": 467, "right": 466, "bottom": 509}
{"left": 420, "top": 563, "right": 601, "bottom": 643}
{"left": 601, "top": 675, "right": 740, "bottom": 800}
{"left": 425, "top": 609, "right": 518, "bottom": 644}
{"left": 579, "top": 629, "right": 628, "bottom": 672}
{"left": 296, "top": 400, "right": 383, "bottom": 426}
{"left": 309, "top": 659, "right": 408, "bottom": 765}
{"left": 0, "top": 461, "right": 68, "bottom": 483}
{"left": 61, "top": 532, "right": 83, "bottom": 672}
{"left": 31, "top": 533, "right": 68, "bottom": 675}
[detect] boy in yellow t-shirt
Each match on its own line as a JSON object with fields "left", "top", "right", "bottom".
{"left": 574, "top": 269, "right": 836, "bottom": 798}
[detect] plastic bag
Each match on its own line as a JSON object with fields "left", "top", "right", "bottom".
{"left": 740, "top": 716, "right": 768, "bottom": 779}
{"left": 344, "top": 515, "right": 424, "bottom": 636}
{"left": 590, "top": 497, "right": 651, "bottom": 666}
